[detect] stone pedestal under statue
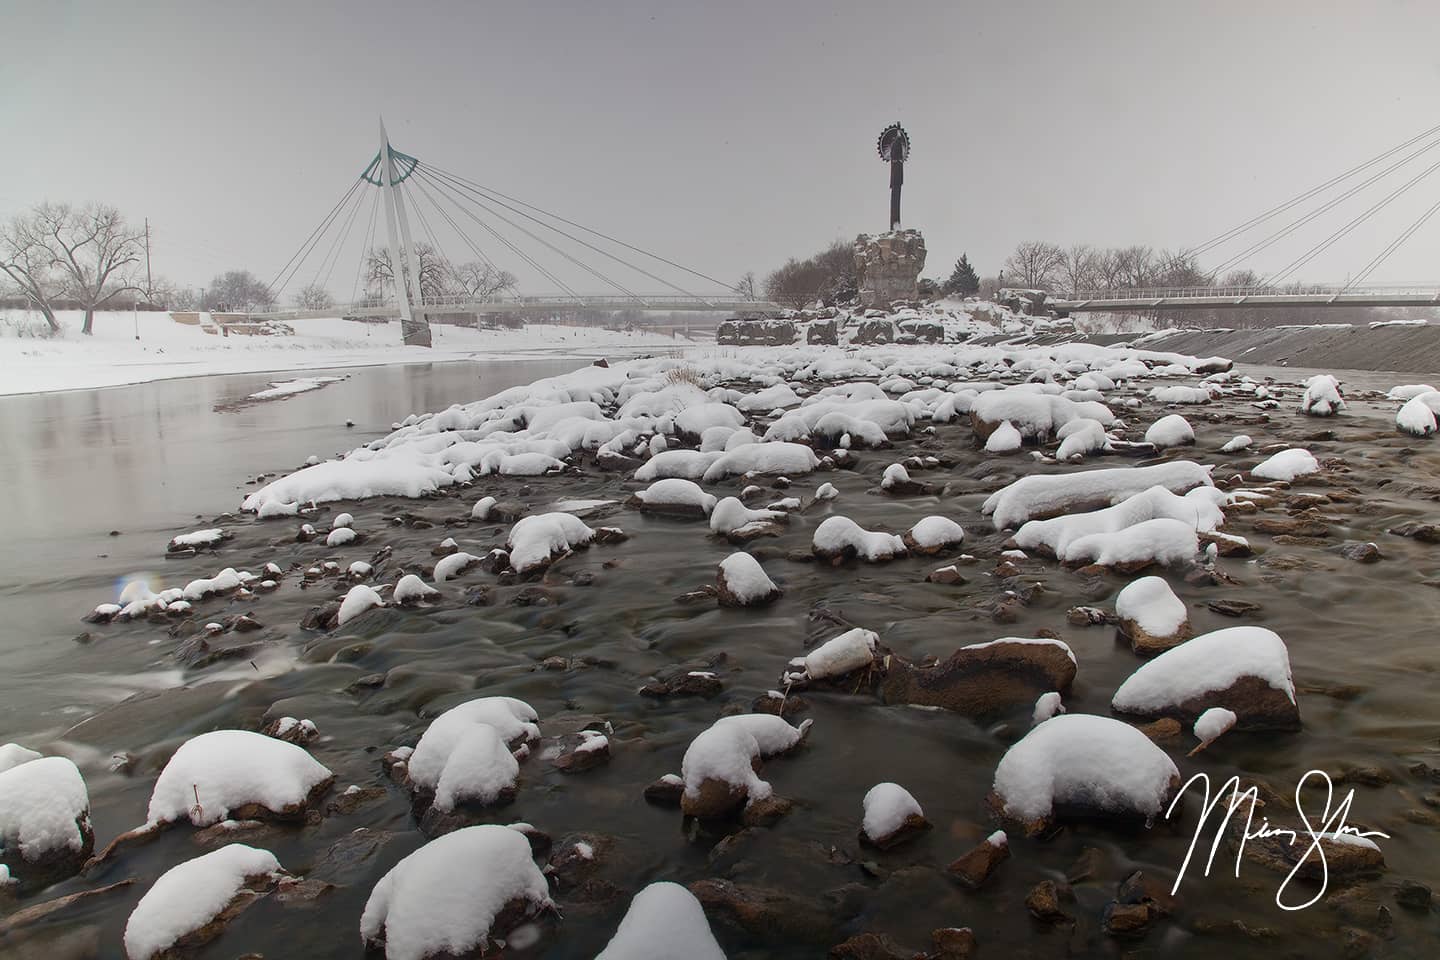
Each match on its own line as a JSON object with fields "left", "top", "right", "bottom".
{"left": 855, "top": 230, "right": 926, "bottom": 308}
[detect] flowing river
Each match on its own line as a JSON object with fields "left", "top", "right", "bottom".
{"left": 1, "top": 357, "right": 1437, "bottom": 959}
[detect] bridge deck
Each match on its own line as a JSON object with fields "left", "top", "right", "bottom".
{"left": 250, "top": 296, "right": 780, "bottom": 322}
{"left": 1053, "top": 289, "right": 1440, "bottom": 312}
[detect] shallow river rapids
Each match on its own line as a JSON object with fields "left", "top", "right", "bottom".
{"left": 2, "top": 357, "right": 1439, "bottom": 959}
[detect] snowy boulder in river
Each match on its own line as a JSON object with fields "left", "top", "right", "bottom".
{"left": 596, "top": 881, "right": 727, "bottom": 960}
{"left": 1114, "top": 576, "right": 1191, "bottom": 655}
{"left": 715, "top": 552, "right": 781, "bottom": 607}
{"left": 881, "top": 638, "right": 1077, "bottom": 721}
{"left": 680, "top": 714, "right": 812, "bottom": 818}
{"left": 123, "top": 843, "right": 283, "bottom": 960}
{"left": 1111, "top": 626, "right": 1299, "bottom": 730}
{"left": 783, "top": 627, "right": 879, "bottom": 685}
{"left": 812, "top": 515, "right": 906, "bottom": 564}
{"left": 700, "top": 441, "right": 820, "bottom": 483}
{"left": 629, "top": 478, "right": 717, "bottom": 518}
{"left": 0, "top": 755, "right": 93, "bottom": 892}
{"left": 404, "top": 697, "right": 540, "bottom": 818}
{"left": 860, "top": 782, "right": 930, "bottom": 849}
{"left": 145, "top": 730, "right": 334, "bottom": 828}
{"left": 709, "top": 496, "right": 787, "bottom": 543}
{"left": 903, "top": 516, "right": 965, "bottom": 555}
{"left": 506, "top": 512, "right": 597, "bottom": 575}
{"left": 337, "top": 584, "right": 385, "bottom": 625}
{"left": 361, "top": 825, "right": 554, "bottom": 960}
{"left": 0, "top": 742, "right": 42, "bottom": 774}
{"left": 1251, "top": 448, "right": 1320, "bottom": 481}
{"left": 984, "top": 419, "right": 1023, "bottom": 454}
{"left": 1299, "top": 374, "right": 1345, "bottom": 416}
{"left": 988, "top": 714, "right": 1181, "bottom": 836}
{"left": 1144, "top": 414, "right": 1194, "bottom": 449}
{"left": 984, "top": 461, "right": 1213, "bottom": 528}
{"left": 392, "top": 574, "right": 440, "bottom": 605}
{"left": 1060, "top": 518, "right": 1201, "bottom": 573}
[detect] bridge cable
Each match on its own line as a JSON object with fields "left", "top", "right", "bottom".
{"left": 1206, "top": 132, "right": 1440, "bottom": 280}
{"left": 350, "top": 188, "right": 381, "bottom": 306}
{"left": 1263, "top": 153, "right": 1440, "bottom": 287}
{"left": 406, "top": 171, "right": 503, "bottom": 275}
{"left": 1181, "top": 120, "right": 1440, "bottom": 262}
{"left": 312, "top": 177, "right": 369, "bottom": 295}
{"left": 263, "top": 177, "right": 363, "bottom": 300}
{"left": 418, "top": 166, "right": 648, "bottom": 303}
{"left": 1343, "top": 194, "right": 1440, "bottom": 290}
{"left": 272, "top": 181, "right": 364, "bottom": 301}
{"left": 420, "top": 161, "right": 741, "bottom": 295}
{"left": 413, "top": 168, "right": 583, "bottom": 300}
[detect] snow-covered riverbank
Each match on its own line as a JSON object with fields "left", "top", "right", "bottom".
{"left": 0, "top": 310, "right": 691, "bottom": 396}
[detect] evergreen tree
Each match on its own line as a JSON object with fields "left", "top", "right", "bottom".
{"left": 945, "top": 254, "right": 980, "bottom": 297}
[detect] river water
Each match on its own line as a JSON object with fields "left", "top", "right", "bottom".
{"left": 1, "top": 358, "right": 1438, "bottom": 959}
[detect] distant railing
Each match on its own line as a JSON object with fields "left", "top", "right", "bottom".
{"left": 1059, "top": 282, "right": 1440, "bottom": 302}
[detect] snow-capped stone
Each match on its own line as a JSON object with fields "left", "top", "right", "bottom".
{"left": 392, "top": 574, "right": 440, "bottom": 604}
{"left": 1014, "top": 485, "right": 1224, "bottom": 560}
{"left": 860, "top": 782, "right": 930, "bottom": 849}
{"left": 1114, "top": 576, "right": 1191, "bottom": 655}
{"left": 632, "top": 449, "right": 721, "bottom": 482}
{"left": 1396, "top": 392, "right": 1440, "bottom": 437}
{"left": 470, "top": 496, "right": 497, "bottom": 520}
{"left": 814, "top": 481, "right": 838, "bottom": 500}
{"left": 709, "top": 497, "right": 787, "bottom": 538}
{"left": 145, "top": 730, "right": 334, "bottom": 827}
{"left": 716, "top": 552, "right": 781, "bottom": 607}
{"left": 123, "top": 844, "right": 281, "bottom": 960}
{"left": 0, "top": 756, "right": 93, "bottom": 890}
{"left": 0, "top": 743, "right": 42, "bottom": 774}
{"left": 1063, "top": 518, "right": 1201, "bottom": 571}
{"left": 881, "top": 637, "right": 1078, "bottom": 719}
{"left": 337, "top": 584, "right": 384, "bottom": 625}
{"left": 1193, "top": 707, "right": 1238, "bottom": 749}
{"left": 787, "top": 628, "right": 878, "bottom": 683}
{"left": 405, "top": 697, "right": 539, "bottom": 812}
{"left": 903, "top": 516, "right": 966, "bottom": 554}
{"left": 1144, "top": 414, "right": 1194, "bottom": 448}
{"left": 361, "top": 825, "right": 554, "bottom": 960}
{"left": 432, "top": 551, "right": 480, "bottom": 582}
{"left": 1032, "top": 692, "right": 1065, "bottom": 724}
{"left": 1299, "top": 374, "right": 1345, "bottom": 416}
{"left": 984, "top": 461, "right": 1213, "bottom": 528}
{"left": 1220, "top": 435, "right": 1252, "bottom": 453}
{"left": 595, "top": 881, "right": 726, "bottom": 960}
{"left": 1111, "top": 626, "right": 1299, "bottom": 729}
{"left": 182, "top": 567, "right": 243, "bottom": 601}
{"left": 506, "top": 512, "right": 596, "bottom": 574}
{"left": 326, "top": 526, "right": 357, "bottom": 547}
{"left": 1054, "top": 418, "right": 1110, "bottom": 459}
{"left": 984, "top": 419, "right": 1023, "bottom": 453}
{"left": 331, "top": 512, "right": 353, "bottom": 530}
{"left": 167, "top": 528, "right": 231, "bottom": 553}
{"left": 989, "top": 714, "right": 1181, "bottom": 835}
{"left": 1252, "top": 448, "right": 1320, "bottom": 481}
{"left": 630, "top": 478, "right": 717, "bottom": 517}
{"left": 680, "top": 715, "right": 812, "bottom": 818}
{"left": 1148, "top": 385, "right": 1212, "bottom": 404}
{"left": 700, "top": 442, "right": 820, "bottom": 483}
{"left": 812, "top": 515, "right": 906, "bottom": 563}
{"left": 1387, "top": 383, "right": 1437, "bottom": 401}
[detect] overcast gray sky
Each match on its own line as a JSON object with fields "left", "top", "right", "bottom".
{"left": 5, "top": 0, "right": 1439, "bottom": 299}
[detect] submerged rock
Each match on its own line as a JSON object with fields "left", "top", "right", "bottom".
{"left": 946, "top": 831, "right": 1009, "bottom": 889}
{"left": 881, "top": 638, "right": 1077, "bottom": 720}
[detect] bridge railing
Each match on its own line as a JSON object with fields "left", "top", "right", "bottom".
{"left": 1059, "top": 282, "right": 1440, "bottom": 302}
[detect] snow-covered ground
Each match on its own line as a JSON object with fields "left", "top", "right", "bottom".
{"left": 0, "top": 310, "right": 689, "bottom": 396}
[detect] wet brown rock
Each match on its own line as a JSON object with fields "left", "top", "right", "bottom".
{"left": 1389, "top": 521, "right": 1440, "bottom": 544}
{"left": 830, "top": 932, "right": 911, "bottom": 959}
{"left": 716, "top": 563, "right": 782, "bottom": 608}
{"left": 1207, "top": 599, "right": 1262, "bottom": 618}
{"left": 680, "top": 776, "right": 749, "bottom": 819}
{"left": 1102, "top": 900, "right": 1154, "bottom": 936}
{"left": 1067, "top": 605, "right": 1114, "bottom": 626}
{"left": 1395, "top": 879, "right": 1431, "bottom": 909}
{"left": 1117, "top": 614, "right": 1191, "bottom": 657}
{"left": 741, "top": 795, "right": 794, "bottom": 827}
{"left": 1199, "top": 530, "right": 1253, "bottom": 557}
{"left": 643, "top": 775, "right": 685, "bottom": 807}
{"left": 880, "top": 639, "right": 1077, "bottom": 721}
{"left": 261, "top": 717, "right": 318, "bottom": 744}
{"left": 752, "top": 691, "right": 810, "bottom": 717}
{"left": 1117, "top": 869, "right": 1179, "bottom": 917}
{"left": 946, "top": 835, "right": 1008, "bottom": 888}
{"left": 1136, "top": 718, "right": 1184, "bottom": 742}
{"left": 324, "top": 785, "right": 387, "bottom": 816}
{"left": 993, "top": 560, "right": 1022, "bottom": 578}
{"left": 1252, "top": 517, "right": 1330, "bottom": 537}
{"left": 1234, "top": 821, "right": 1385, "bottom": 881}
{"left": 1338, "top": 541, "right": 1383, "bottom": 563}
{"left": 862, "top": 811, "right": 931, "bottom": 851}
{"left": 1025, "top": 880, "right": 1072, "bottom": 923}
{"left": 299, "top": 601, "right": 340, "bottom": 631}
{"left": 639, "top": 672, "right": 723, "bottom": 699}
{"left": 926, "top": 565, "right": 967, "bottom": 585}
{"left": 548, "top": 732, "right": 611, "bottom": 773}
{"left": 688, "top": 878, "right": 841, "bottom": 943}
{"left": 929, "top": 927, "right": 977, "bottom": 960}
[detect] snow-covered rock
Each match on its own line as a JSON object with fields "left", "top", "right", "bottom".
{"left": 630, "top": 478, "right": 717, "bottom": 517}
{"left": 406, "top": 697, "right": 539, "bottom": 812}
{"left": 1387, "top": 383, "right": 1437, "bottom": 401}
{"left": 595, "top": 881, "right": 726, "bottom": 960}
{"left": 989, "top": 714, "right": 1180, "bottom": 834}
{"left": 1396, "top": 391, "right": 1440, "bottom": 437}
{"left": 701, "top": 441, "right": 820, "bottom": 483}
{"left": 1148, "top": 385, "right": 1212, "bottom": 405}
{"left": 337, "top": 584, "right": 384, "bottom": 625}
{"left": 506, "top": 512, "right": 596, "bottom": 574}
{"left": 1299, "top": 374, "right": 1345, "bottom": 416}
{"left": 1062, "top": 517, "right": 1200, "bottom": 571}
{"left": 326, "top": 526, "right": 357, "bottom": 547}
{"left": 0, "top": 755, "right": 92, "bottom": 890}
{"left": 860, "top": 782, "right": 929, "bottom": 849}
{"left": 123, "top": 844, "right": 282, "bottom": 960}
{"left": 812, "top": 515, "right": 906, "bottom": 563}
{"left": 1251, "top": 448, "right": 1319, "bottom": 481}
{"left": 709, "top": 497, "right": 787, "bottom": 539}
{"left": 1220, "top": 434, "right": 1252, "bottom": 453}
{"left": 984, "top": 419, "right": 1023, "bottom": 454}
{"left": 470, "top": 496, "right": 497, "bottom": 520}
{"left": 1111, "top": 626, "right": 1299, "bottom": 729}
{"left": 361, "top": 825, "right": 553, "bottom": 960}
{"left": 1032, "top": 691, "right": 1065, "bottom": 724}
{"left": 146, "top": 730, "right": 334, "bottom": 827}
{"left": 984, "top": 461, "right": 1213, "bottom": 528}
{"left": 392, "top": 574, "right": 440, "bottom": 605}
{"left": 633, "top": 449, "right": 722, "bottom": 482}
{"left": 1193, "top": 706, "right": 1238, "bottom": 750}
{"left": 716, "top": 552, "right": 781, "bottom": 607}
{"left": 680, "top": 714, "right": 812, "bottom": 818}
{"left": 1114, "top": 576, "right": 1191, "bottom": 654}
{"left": 1144, "top": 413, "right": 1194, "bottom": 448}
{"left": 786, "top": 627, "right": 879, "bottom": 683}
{"left": 903, "top": 516, "right": 965, "bottom": 555}
{"left": 1014, "top": 485, "right": 1225, "bottom": 560}
{"left": 432, "top": 551, "right": 480, "bottom": 582}
{"left": 0, "top": 742, "right": 42, "bottom": 774}
{"left": 1054, "top": 418, "right": 1110, "bottom": 459}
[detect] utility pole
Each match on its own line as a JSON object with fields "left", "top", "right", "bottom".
{"left": 144, "top": 217, "right": 153, "bottom": 298}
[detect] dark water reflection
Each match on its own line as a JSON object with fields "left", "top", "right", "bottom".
{"left": 2, "top": 360, "right": 1439, "bottom": 959}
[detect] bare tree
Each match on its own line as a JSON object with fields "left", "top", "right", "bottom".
{"left": 294, "top": 283, "right": 334, "bottom": 311}
{"left": 37, "top": 203, "right": 146, "bottom": 335}
{"left": 735, "top": 271, "right": 758, "bottom": 299}
{"left": 1002, "top": 240, "right": 1064, "bottom": 290}
{"left": 1112, "top": 245, "right": 1156, "bottom": 289}
{"left": 1057, "top": 244, "right": 1099, "bottom": 296}
{"left": 204, "top": 270, "right": 276, "bottom": 311}
{"left": 1091, "top": 248, "right": 1126, "bottom": 294}
{"left": 764, "top": 257, "right": 828, "bottom": 311}
{"left": 366, "top": 243, "right": 451, "bottom": 301}
{"left": 0, "top": 208, "right": 65, "bottom": 332}
{"left": 448, "top": 261, "right": 516, "bottom": 300}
